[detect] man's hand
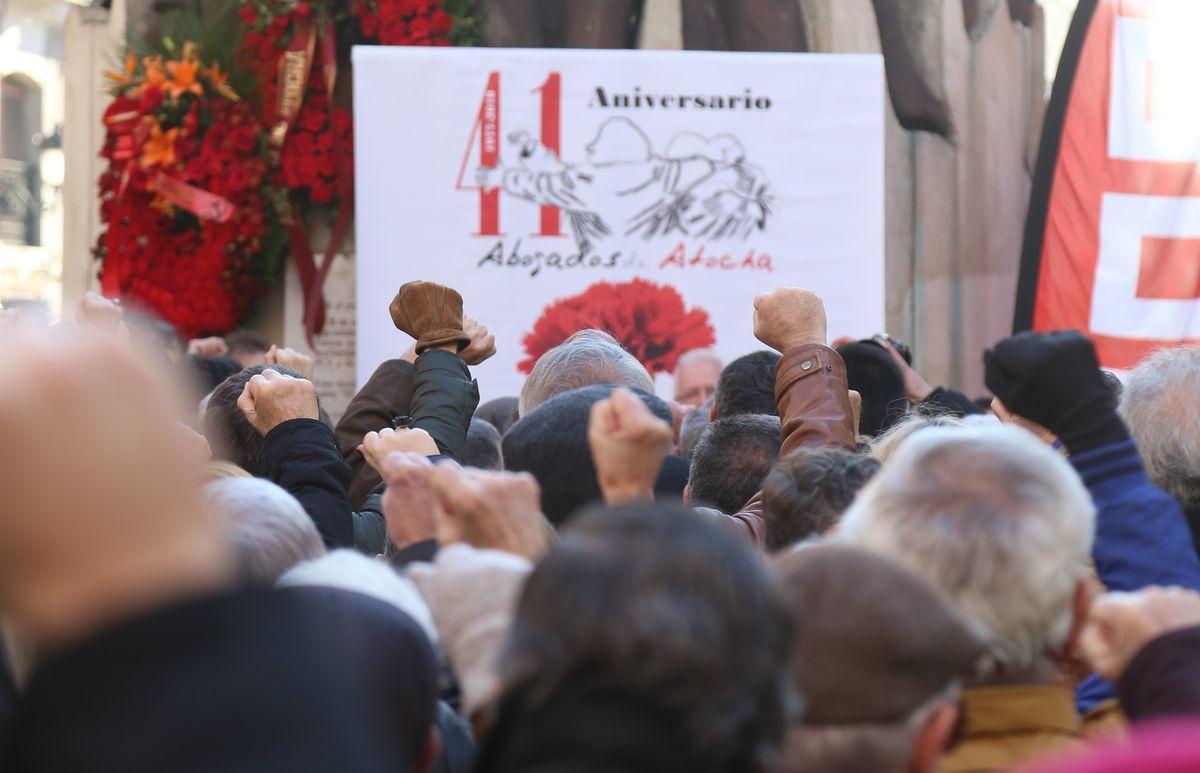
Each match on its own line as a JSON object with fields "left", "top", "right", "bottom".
{"left": 236, "top": 369, "right": 319, "bottom": 435}
{"left": 265, "top": 345, "right": 315, "bottom": 381}
{"left": 360, "top": 427, "right": 440, "bottom": 475}
{"left": 187, "top": 337, "right": 229, "bottom": 358}
{"left": 991, "top": 397, "right": 1057, "bottom": 446}
{"left": 427, "top": 464, "right": 550, "bottom": 560}
{"left": 848, "top": 390, "right": 863, "bottom": 438}
{"left": 458, "top": 315, "right": 497, "bottom": 366}
{"left": 753, "top": 287, "right": 827, "bottom": 353}
{"left": 0, "top": 328, "right": 231, "bottom": 643}
{"left": 880, "top": 338, "right": 934, "bottom": 402}
{"left": 1080, "top": 586, "right": 1200, "bottom": 683}
{"left": 984, "top": 330, "right": 1121, "bottom": 454}
{"left": 588, "top": 388, "right": 673, "bottom": 504}
{"left": 75, "top": 291, "right": 125, "bottom": 333}
{"left": 378, "top": 452, "right": 439, "bottom": 550}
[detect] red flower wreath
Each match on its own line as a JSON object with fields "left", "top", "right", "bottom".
{"left": 520, "top": 279, "right": 717, "bottom": 375}
{"left": 96, "top": 47, "right": 280, "bottom": 338}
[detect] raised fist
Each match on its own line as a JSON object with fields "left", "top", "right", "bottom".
{"left": 187, "top": 337, "right": 229, "bottom": 358}
{"left": 377, "top": 451, "right": 439, "bottom": 550}
{"left": 389, "top": 280, "right": 468, "bottom": 354}
{"left": 1080, "top": 586, "right": 1200, "bottom": 683}
{"left": 588, "top": 388, "right": 673, "bottom": 504}
{"left": 236, "top": 369, "right": 318, "bottom": 435}
{"left": 983, "top": 330, "right": 1116, "bottom": 452}
{"left": 265, "top": 344, "right": 315, "bottom": 381}
{"left": 458, "top": 315, "right": 497, "bottom": 366}
{"left": 0, "top": 328, "right": 227, "bottom": 642}
{"left": 75, "top": 291, "right": 125, "bottom": 333}
{"left": 753, "top": 288, "right": 827, "bottom": 353}
{"left": 360, "top": 427, "right": 440, "bottom": 474}
{"left": 428, "top": 464, "right": 550, "bottom": 560}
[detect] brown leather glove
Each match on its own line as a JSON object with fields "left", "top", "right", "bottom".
{"left": 389, "top": 280, "right": 470, "bottom": 354}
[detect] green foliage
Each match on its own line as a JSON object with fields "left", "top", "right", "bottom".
{"left": 445, "top": 0, "right": 483, "bottom": 47}
{"left": 123, "top": 0, "right": 259, "bottom": 100}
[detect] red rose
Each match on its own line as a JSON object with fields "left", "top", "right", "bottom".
{"left": 296, "top": 152, "right": 323, "bottom": 183}
{"left": 229, "top": 124, "right": 256, "bottom": 154}
{"left": 138, "top": 84, "right": 164, "bottom": 112}
{"left": 359, "top": 13, "right": 381, "bottom": 38}
{"left": 224, "top": 163, "right": 251, "bottom": 194}
{"left": 297, "top": 104, "right": 327, "bottom": 134}
{"left": 430, "top": 9, "right": 453, "bottom": 37}
{"left": 294, "top": 2, "right": 312, "bottom": 20}
{"left": 408, "top": 16, "right": 430, "bottom": 39}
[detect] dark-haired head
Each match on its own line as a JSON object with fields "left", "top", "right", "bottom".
{"left": 502, "top": 385, "right": 673, "bottom": 526}
{"left": 476, "top": 396, "right": 521, "bottom": 436}
{"left": 713, "top": 351, "right": 781, "bottom": 420}
{"left": 224, "top": 330, "right": 272, "bottom": 369}
{"left": 204, "top": 364, "right": 306, "bottom": 477}
{"left": 837, "top": 342, "right": 907, "bottom": 437}
{"left": 181, "top": 354, "right": 242, "bottom": 404}
{"left": 688, "top": 414, "right": 781, "bottom": 514}
{"left": 488, "top": 502, "right": 793, "bottom": 773}
{"left": 464, "top": 418, "right": 503, "bottom": 470}
{"left": 762, "top": 447, "right": 881, "bottom": 550}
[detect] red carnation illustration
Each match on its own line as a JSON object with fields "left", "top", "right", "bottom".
{"left": 520, "top": 279, "right": 717, "bottom": 375}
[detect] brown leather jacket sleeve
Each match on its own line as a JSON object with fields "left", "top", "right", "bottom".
{"left": 715, "top": 343, "right": 856, "bottom": 544}
{"left": 334, "top": 359, "right": 415, "bottom": 509}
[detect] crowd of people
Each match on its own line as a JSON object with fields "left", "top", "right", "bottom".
{"left": 3, "top": 280, "right": 1200, "bottom": 772}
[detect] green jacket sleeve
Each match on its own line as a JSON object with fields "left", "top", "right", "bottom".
{"left": 411, "top": 350, "right": 480, "bottom": 463}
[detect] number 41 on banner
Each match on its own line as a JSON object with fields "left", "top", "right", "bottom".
{"left": 454, "top": 71, "right": 565, "bottom": 238}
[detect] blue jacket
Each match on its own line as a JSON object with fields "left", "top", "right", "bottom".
{"left": 1071, "top": 438, "right": 1200, "bottom": 711}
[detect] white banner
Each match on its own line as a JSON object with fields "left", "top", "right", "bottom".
{"left": 353, "top": 46, "right": 884, "bottom": 398}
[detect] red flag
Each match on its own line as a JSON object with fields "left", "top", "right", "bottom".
{"left": 1017, "top": 0, "right": 1200, "bottom": 369}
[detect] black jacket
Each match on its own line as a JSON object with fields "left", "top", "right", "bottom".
{"left": 2, "top": 588, "right": 414, "bottom": 772}
{"left": 1118, "top": 624, "right": 1200, "bottom": 721}
{"left": 263, "top": 418, "right": 356, "bottom": 549}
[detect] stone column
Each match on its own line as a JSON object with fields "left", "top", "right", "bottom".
{"left": 61, "top": 0, "right": 126, "bottom": 315}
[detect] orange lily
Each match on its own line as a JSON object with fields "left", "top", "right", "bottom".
{"left": 166, "top": 58, "right": 204, "bottom": 99}
{"left": 140, "top": 122, "right": 180, "bottom": 169}
{"left": 104, "top": 52, "right": 137, "bottom": 86}
{"left": 140, "top": 55, "right": 167, "bottom": 95}
{"left": 207, "top": 63, "right": 240, "bottom": 102}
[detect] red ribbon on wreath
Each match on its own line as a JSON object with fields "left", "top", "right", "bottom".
{"left": 270, "top": 18, "right": 354, "bottom": 349}
{"left": 150, "top": 172, "right": 235, "bottom": 223}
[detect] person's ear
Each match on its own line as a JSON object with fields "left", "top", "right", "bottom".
{"left": 682, "top": 484, "right": 691, "bottom": 506}
{"left": 414, "top": 724, "right": 442, "bottom": 773}
{"left": 909, "top": 701, "right": 959, "bottom": 773}
{"left": 1061, "top": 578, "right": 1095, "bottom": 660}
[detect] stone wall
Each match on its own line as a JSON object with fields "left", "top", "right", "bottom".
{"left": 650, "top": 0, "right": 1045, "bottom": 393}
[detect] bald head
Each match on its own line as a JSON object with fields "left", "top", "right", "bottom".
{"left": 673, "top": 349, "right": 722, "bottom": 407}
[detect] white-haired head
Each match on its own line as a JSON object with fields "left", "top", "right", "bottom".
{"left": 838, "top": 425, "right": 1095, "bottom": 677}
{"left": 278, "top": 549, "right": 437, "bottom": 644}
{"left": 673, "top": 349, "right": 722, "bottom": 407}
{"left": 519, "top": 329, "right": 653, "bottom": 416}
{"left": 204, "top": 477, "right": 325, "bottom": 584}
{"left": 868, "top": 413, "right": 967, "bottom": 463}
{"left": 1120, "top": 346, "right": 1200, "bottom": 511}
